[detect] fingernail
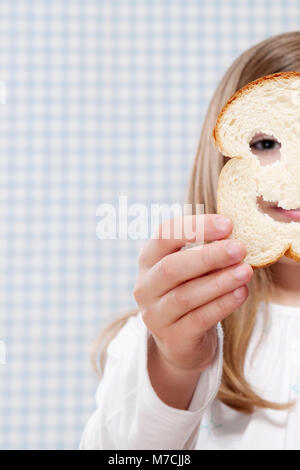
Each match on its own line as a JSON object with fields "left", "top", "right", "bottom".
{"left": 226, "top": 241, "right": 243, "bottom": 259}
{"left": 233, "top": 265, "right": 250, "bottom": 281}
{"left": 214, "top": 215, "right": 231, "bottom": 231}
{"left": 233, "top": 287, "right": 245, "bottom": 299}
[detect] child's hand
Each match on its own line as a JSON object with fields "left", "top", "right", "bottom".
{"left": 133, "top": 214, "right": 254, "bottom": 376}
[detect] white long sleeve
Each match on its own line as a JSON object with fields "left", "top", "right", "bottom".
{"left": 79, "top": 311, "right": 224, "bottom": 450}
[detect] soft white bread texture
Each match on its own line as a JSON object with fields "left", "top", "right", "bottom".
{"left": 212, "top": 71, "right": 300, "bottom": 268}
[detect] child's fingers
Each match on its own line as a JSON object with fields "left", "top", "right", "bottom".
{"left": 137, "top": 214, "right": 233, "bottom": 269}
{"left": 151, "top": 262, "right": 253, "bottom": 329}
{"left": 143, "top": 237, "right": 246, "bottom": 299}
{"left": 170, "top": 284, "right": 249, "bottom": 342}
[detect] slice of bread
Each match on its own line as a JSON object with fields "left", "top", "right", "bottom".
{"left": 212, "top": 71, "right": 300, "bottom": 268}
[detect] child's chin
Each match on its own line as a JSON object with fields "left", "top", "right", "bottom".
{"left": 277, "top": 254, "right": 300, "bottom": 266}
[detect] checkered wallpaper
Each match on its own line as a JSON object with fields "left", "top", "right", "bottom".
{"left": 0, "top": 0, "right": 299, "bottom": 450}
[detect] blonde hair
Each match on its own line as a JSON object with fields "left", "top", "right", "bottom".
{"left": 92, "top": 31, "right": 300, "bottom": 414}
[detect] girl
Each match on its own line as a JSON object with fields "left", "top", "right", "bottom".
{"left": 80, "top": 31, "right": 300, "bottom": 450}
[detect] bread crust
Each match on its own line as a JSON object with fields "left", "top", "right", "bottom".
{"left": 252, "top": 246, "right": 296, "bottom": 270}
{"left": 212, "top": 71, "right": 300, "bottom": 152}
{"left": 251, "top": 245, "right": 300, "bottom": 270}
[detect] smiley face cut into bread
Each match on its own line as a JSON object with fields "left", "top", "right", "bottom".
{"left": 212, "top": 71, "right": 300, "bottom": 268}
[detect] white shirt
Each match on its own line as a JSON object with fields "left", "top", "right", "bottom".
{"left": 79, "top": 302, "right": 300, "bottom": 450}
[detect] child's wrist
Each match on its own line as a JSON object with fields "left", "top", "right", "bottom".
{"left": 147, "top": 334, "right": 202, "bottom": 410}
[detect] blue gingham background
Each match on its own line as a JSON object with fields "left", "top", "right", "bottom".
{"left": 0, "top": 0, "right": 299, "bottom": 451}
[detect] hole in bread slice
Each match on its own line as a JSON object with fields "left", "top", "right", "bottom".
{"left": 249, "top": 132, "right": 281, "bottom": 166}
{"left": 256, "top": 195, "right": 300, "bottom": 223}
